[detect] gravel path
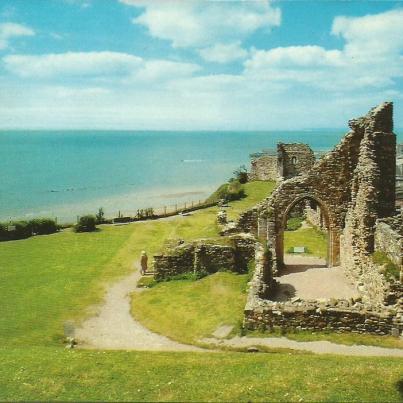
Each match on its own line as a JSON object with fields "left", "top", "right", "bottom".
{"left": 201, "top": 336, "right": 403, "bottom": 357}
{"left": 75, "top": 267, "right": 203, "bottom": 351}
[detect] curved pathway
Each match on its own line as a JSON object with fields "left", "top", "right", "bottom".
{"left": 75, "top": 244, "right": 401, "bottom": 356}
{"left": 76, "top": 267, "right": 203, "bottom": 351}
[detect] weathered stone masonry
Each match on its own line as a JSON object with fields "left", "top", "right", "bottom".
{"left": 248, "top": 143, "right": 315, "bottom": 181}
{"left": 243, "top": 102, "right": 402, "bottom": 336}
{"left": 153, "top": 234, "right": 256, "bottom": 280}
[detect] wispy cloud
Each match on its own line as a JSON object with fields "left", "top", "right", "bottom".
{"left": 0, "top": 22, "right": 34, "bottom": 50}
{"left": 3, "top": 51, "right": 200, "bottom": 84}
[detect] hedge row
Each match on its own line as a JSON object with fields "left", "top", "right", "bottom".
{"left": 0, "top": 218, "right": 59, "bottom": 241}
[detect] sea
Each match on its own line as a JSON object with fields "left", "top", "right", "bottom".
{"left": 1, "top": 129, "right": 402, "bottom": 223}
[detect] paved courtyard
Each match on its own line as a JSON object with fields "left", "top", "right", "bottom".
{"left": 273, "top": 254, "right": 360, "bottom": 301}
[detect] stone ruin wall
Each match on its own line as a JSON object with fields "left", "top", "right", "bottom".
{"left": 248, "top": 143, "right": 315, "bottom": 182}
{"left": 340, "top": 102, "right": 397, "bottom": 304}
{"left": 153, "top": 234, "right": 256, "bottom": 280}
{"left": 248, "top": 156, "right": 278, "bottom": 181}
{"left": 278, "top": 143, "right": 315, "bottom": 179}
{"left": 242, "top": 102, "right": 402, "bottom": 336}
{"left": 305, "top": 204, "right": 327, "bottom": 230}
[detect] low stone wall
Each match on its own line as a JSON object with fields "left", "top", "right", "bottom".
{"left": 153, "top": 234, "right": 256, "bottom": 280}
{"left": 244, "top": 298, "right": 402, "bottom": 336}
{"left": 244, "top": 242, "right": 402, "bottom": 336}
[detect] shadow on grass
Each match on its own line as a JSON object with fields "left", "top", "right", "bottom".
{"left": 396, "top": 379, "right": 403, "bottom": 399}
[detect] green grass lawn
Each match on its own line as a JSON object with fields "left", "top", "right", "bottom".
{"left": 132, "top": 272, "right": 248, "bottom": 344}
{"left": 0, "top": 347, "right": 401, "bottom": 402}
{"left": 284, "top": 225, "right": 328, "bottom": 259}
{"left": 0, "top": 180, "right": 273, "bottom": 348}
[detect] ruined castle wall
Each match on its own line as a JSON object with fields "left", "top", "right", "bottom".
{"left": 341, "top": 103, "right": 396, "bottom": 295}
{"left": 248, "top": 156, "right": 278, "bottom": 181}
{"left": 278, "top": 143, "right": 315, "bottom": 179}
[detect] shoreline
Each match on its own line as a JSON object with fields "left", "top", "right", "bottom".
{"left": 0, "top": 185, "right": 216, "bottom": 224}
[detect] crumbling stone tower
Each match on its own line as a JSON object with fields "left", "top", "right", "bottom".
{"left": 341, "top": 103, "right": 396, "bottom": 281}
{"left": 248, "top": 143, "right": 315, "bottom": 181}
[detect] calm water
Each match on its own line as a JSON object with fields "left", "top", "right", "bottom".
{"left": 1, "top": 130, "right": 401, "bottom": 223}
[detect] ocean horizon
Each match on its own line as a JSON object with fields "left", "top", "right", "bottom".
{"left": 1, "top": 129, "right": 402, "bottom": 223}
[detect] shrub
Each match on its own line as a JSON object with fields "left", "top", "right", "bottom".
{"left": 11, "top": 221, "right": 32, "bottom": 239}
{"left": 286, "top": 216, "right": 304, "bottom": 231}
{"left": 233, "top": 165, "right": 248, "bottom": 184}
{"left": 206, "top": 180, "right": 245, "bottom": 204}
{"left": 372, "top": 251, "right": 400, "bottom": 281}
{"left": 74, "top": 215, "right": 97, "bottom": 233}
{"left": 30, "top": 218, "right": 59, "bottom": 235}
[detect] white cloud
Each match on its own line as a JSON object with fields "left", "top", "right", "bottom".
{"left": 3, "top": 51, "right": 200, "bottom": 84}
{"left": 121, "top": 0, "right": 280, "bottom": 49}
{"left": 332, "top": 9, "right": 403, "bottom": 60}
{"left": 198, "top": 42, "right": 248, "bottom": 64}
{"left": 244, "top": 9, "right": 403, "bottom": 92}
{"left": 0, "top": 22, "right": 34, "bottom": 50}
{"left": 134, "top": 60, "right": 200, "bottom": 81}
{"left": 3, "top": 51, "right": 142, "bottom": 78}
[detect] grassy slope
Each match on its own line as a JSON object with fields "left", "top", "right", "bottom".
{"left": 284, "top": 226, "right": 328, "bottom": 259}
{"left": 0, "top": 181, "right": 273, "bottom": 348}
{"left": 227, "top": 180, "right": 276, "bottom": 221}
{"left": 1, "top": 348, "right": 402, "bottom": 402}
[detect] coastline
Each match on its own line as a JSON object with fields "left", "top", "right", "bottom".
{"left": 0, "top": 184, "right": 216, "bottom": 224}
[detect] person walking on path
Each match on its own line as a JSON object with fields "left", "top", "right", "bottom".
{"left": 140, "top": 251, "right": 148, "bottom": 275}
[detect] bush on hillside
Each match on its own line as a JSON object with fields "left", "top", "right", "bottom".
{"left": 233, "top": 165, "right": 248, "bottom": 184}
{"left": 74, "top": 215, "right": 97, "bottom": 233}
{"left": 206, "top": 180, "right": 245, "bottom": 204}
{"left": 0, "top": 218, "right": 59, "bottom": 241}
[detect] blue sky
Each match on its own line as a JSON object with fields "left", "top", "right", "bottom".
{"left": 0, "top": 0, "right": 403, "bottom": 130}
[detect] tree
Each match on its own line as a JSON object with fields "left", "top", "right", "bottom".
{"left": 95, "top": 207, "right": 105, "bottom": 224}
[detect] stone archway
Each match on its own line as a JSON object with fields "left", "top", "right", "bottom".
{"left": 276, "top": 194, "right": 337, "bottom": 268}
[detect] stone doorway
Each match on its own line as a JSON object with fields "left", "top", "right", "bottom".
{"left": 276, "top": 195, "right": 336, "bottom": 269}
